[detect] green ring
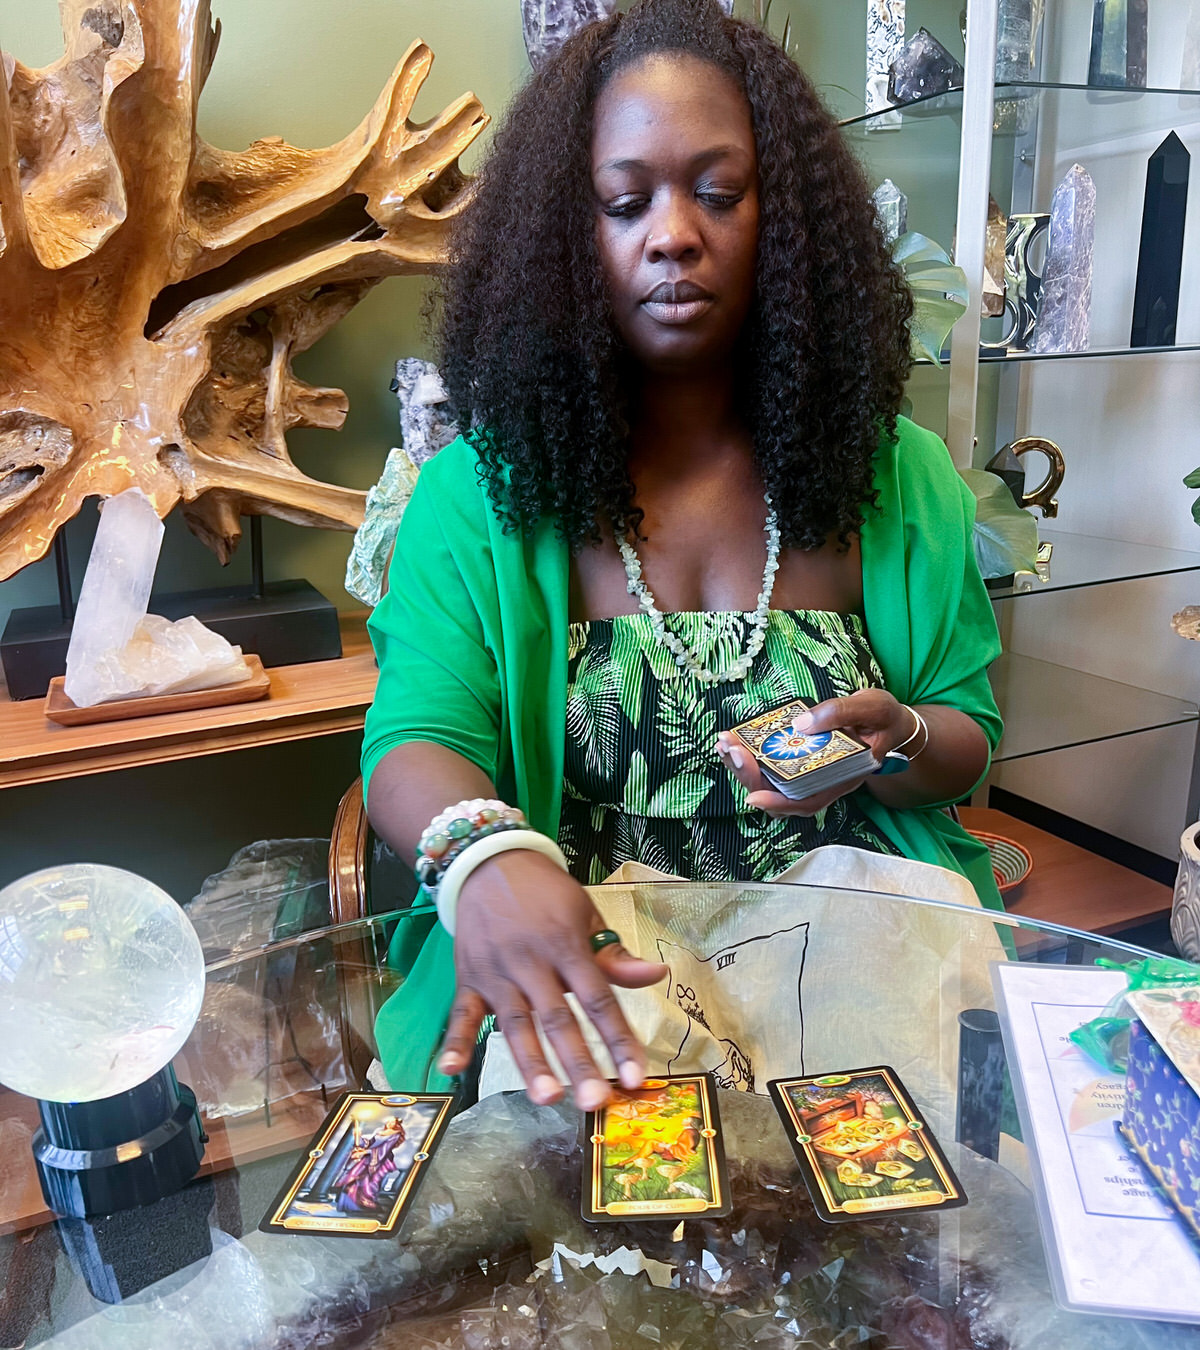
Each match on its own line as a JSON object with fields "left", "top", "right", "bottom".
{"left": 589, "top": 928, "right": 623, "bottom": 954}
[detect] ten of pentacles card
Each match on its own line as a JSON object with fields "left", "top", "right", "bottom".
{"left": 769, "top": 1067, "right": 966, "bottom": 1222}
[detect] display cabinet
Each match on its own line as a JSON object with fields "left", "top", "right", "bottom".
{"left": 842, "top": 0, "right": 1200, "bottom": 865}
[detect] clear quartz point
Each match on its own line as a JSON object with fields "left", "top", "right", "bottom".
{"left": 521, "top": 0, "right": 618, "bottom": 67}
{"left": 1032, "top": 165, "right": 1095, "bottom": 355}
{"left": 63, "top": 488, "right": 163, "bottom": 705}
{"left": 873, "top": 179, "right": 908, "bottom": 244}
{"left": 63, "top": 488, "right": 250, "bottom": 707}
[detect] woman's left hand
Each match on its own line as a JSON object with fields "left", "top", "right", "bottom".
{"left": 715, "top": 689, "right": 917, "bottom": 817}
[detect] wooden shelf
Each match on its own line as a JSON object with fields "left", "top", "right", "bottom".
{"left": 0, "top": 613, "right": 377, "bottom": 791}
{"left": 959, "top": 807, "right": 1173, "bottom": 937}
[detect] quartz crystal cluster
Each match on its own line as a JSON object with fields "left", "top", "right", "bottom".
{"left": 522, "top": 0, "right": 618, "bottom": 67}
{"left": 887, "top": 28, "right": 964, "bottom": 104}
{"left": 63, "top": 488, "right": 250, "bottom": 707}
{"left": 1033, "top": 165, "right": 1095, "bottom": 355}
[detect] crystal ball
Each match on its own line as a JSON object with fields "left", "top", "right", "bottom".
{"left": 0, "top": 864, "right": 205, "bottom": 1102}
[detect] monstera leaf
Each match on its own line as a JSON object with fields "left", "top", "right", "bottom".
{"left": 960, "top": 469, "right": 1040, "bottom": 580}
{"left": 893, "top": 232, "right": 970, "bottom": 366}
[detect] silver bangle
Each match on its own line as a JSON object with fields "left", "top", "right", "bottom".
{"left": 893, "top": 706, "right": 930, "bottom": 761}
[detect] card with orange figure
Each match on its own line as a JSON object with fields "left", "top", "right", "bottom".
{"left": 582, "top": 1073, "right": 730, "bottom": 1221}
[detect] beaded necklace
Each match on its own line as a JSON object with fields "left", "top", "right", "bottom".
{"left": 615, "top": 496, "right": 780, "bottom": 686}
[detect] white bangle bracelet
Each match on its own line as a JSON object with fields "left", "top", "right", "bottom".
{"left": 435, "top": 829, "right": 570, "bottom": 937}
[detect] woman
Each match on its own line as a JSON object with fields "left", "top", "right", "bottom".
{"left": 331, "top": 1115, "right": 406, "bottom": 1215}
{"left": 363, "top": 0, "right": 1002, "bottom": 1108}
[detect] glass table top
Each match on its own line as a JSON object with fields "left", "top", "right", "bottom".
{"left": 1, "top": 882, "right": 1196, "bottom": 1349}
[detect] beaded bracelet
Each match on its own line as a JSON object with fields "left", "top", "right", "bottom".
{"left": 415, "top": 798, "right": 528, "bottom": 892}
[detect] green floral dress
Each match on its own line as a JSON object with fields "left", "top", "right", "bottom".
{"left": 560, "top": 609, "right": 897, "bottom": 883}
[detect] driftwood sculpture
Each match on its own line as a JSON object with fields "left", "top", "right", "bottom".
{"left": 0, "top": 1, "right": 488, "bottom": 581}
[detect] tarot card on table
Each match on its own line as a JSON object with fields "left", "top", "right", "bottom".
{"left": 583, "top": 1073, "right": 730, "bottom": 1221}
{"left": 261, "top": 1092, "right": 454, "bottom": 1238}
{"left": 769, "top": 1067, "right": 966, "bottom": 1222}
{"left": 731, "top": 699, "right": 876, "bottom": 800}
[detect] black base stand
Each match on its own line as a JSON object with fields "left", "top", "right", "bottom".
{"left": 0, "top": 519, "right": 342, "bottom": 700}
{"left": 33, "top": 1066, "right": 207, "bottom": 1219}
{"left": 55, "top": 1177, "right": 216, "bottom": 1304}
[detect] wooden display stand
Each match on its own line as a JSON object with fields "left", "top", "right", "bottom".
{"left": 0, "top": 612, "right": 376, "bottom": 790}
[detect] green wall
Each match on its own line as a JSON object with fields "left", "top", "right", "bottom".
{"left": 0, "top": 0, "right": 529, "bottom": 635}
{"left": 0, "top": 0, "right": 531, "bottom": 898}
{"left": 0, "top": 0, "right": 967, "bottom": 901}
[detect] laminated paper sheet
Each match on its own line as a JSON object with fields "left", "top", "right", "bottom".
{"left": 993, "top": 963, "right": 1200, "bottom": 1322}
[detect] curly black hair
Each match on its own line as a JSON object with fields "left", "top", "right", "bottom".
{"left": 435, "top": 0, "right": 913, "bottom": 551}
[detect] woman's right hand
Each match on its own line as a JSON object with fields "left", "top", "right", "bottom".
{"left": 436, "top": 851, "right": 669, "bottom": 1111}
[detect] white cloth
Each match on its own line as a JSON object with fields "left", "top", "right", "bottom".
{"left": 477, "top": 846, "right": 1010, "bottom": 1128}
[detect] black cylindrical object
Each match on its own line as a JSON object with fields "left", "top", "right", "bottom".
{"left": 55, "top": 1177, "right": 216, "bottom": 1304}
{"left": 956, "top": 1008, "right": 1007, "bottom": 1162}
{"left": 32, "top": 1066, "right": 206, "bottom": 1218}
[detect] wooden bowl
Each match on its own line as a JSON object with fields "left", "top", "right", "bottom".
{"left": 968, "top": 829, "right": 1034, "bottom": 894}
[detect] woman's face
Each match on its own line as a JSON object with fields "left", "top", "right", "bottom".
{"left": 591, "top": 52, "right": 759, "bottom": 376}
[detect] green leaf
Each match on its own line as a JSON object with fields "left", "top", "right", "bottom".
{"left": 1185, "top": 467, "right": 1200, "bottom": 489}
{"left": 959, "top": 468, "right": 1040, "bottom": 579}
{"left": 1192, "top": 496, "right": 1200, "bottom": 526}
{"left": 656, "top": 680, "right": 715, "bottom": 767}
{"left": 647, "top": 770, "right": 711, "bottom": 820}
{"left": 565, "top": 643, "right": 622, "bottom": 781}
{"left": 623, "top": 750, "right": 650, "bottom": 817}
{"left": 892, "top": 231, "right": 970, "bottom": 366}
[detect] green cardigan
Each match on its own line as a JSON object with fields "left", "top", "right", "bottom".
{"left": 362, "top": 418, "right": 1004, "bottom": 1089}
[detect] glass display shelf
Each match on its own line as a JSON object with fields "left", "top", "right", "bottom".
{"left": 980, "top": 340, "right": 1199, "bottom": 365}
{"left": 989, "top": 652, "right": 1199, "bottom": 762}
{"left": 986, "top": 530, "right": 1200, "bottom": 600}
{"left": 917, "top": 340, "right": 1200, "bottom": 367}
{"left": 851, "top": 79, "right": 1200, "bottom": 364}
{"left": 841, "top": 80, "right": 1200, "bottom": 140}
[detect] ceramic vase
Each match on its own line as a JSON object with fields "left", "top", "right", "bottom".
{"left": 1171, "top": 822, "right": 1200, "bottom": 961}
